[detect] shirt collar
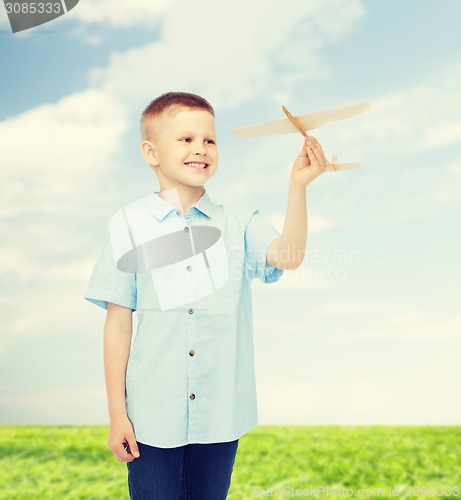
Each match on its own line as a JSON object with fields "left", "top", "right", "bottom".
{"left": 149, "top": 189, "right": 214, "bottom": 221}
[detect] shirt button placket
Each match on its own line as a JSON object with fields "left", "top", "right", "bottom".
{"left": 185, "top": 213, "right": 199, "bottom": 441}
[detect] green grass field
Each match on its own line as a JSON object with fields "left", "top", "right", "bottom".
{"left": 1, "top": 426, "right": 460, "bottom": 499}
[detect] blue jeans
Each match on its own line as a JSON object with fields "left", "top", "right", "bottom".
{"left": 127, "top": 439, "right": 239, "bottom": 499}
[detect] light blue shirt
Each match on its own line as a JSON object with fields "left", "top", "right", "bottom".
{"left": 84, "top": 189, "right": 284, "bottom": 448}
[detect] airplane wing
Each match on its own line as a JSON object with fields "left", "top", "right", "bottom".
{"left": 325, "top": 155, "right": 360, "bottom": 172}
{"left": 232, "top": 102, "right": 372, "bottom": 138}
{"left": 326, "top": 162, "right": 361, "bottom": 172}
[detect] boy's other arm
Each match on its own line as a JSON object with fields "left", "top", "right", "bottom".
{"left": 266, "top": 135, "right": 327, "bottom": 271}
{"left": 104, "top": 302, "right": 140, "bottom": 461}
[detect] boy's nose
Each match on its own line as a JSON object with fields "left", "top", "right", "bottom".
{"left": 195, "top": 150, "right": 207, "bottom": 156}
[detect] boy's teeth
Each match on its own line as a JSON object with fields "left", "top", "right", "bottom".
{"left": 187, "top": 162, "right": 207, "bottom": 169}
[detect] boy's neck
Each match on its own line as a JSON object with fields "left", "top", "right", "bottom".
{"left": 158, "top": 185, "right": 205, "bottom": 214}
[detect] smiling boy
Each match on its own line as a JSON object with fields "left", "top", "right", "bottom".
{"left": 84, "top": 91, "right": 327, "bottom": 499}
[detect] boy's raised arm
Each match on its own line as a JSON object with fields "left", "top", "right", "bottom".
{"left": 266, "top": 135, "right": 327, "bottom": 270}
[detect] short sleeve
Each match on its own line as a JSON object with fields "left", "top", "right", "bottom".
{"left": 84, "top": 231, "right": 137, "bottom": 311}
{"left": 244, "top": 209, "right": 284, "bottom": 283}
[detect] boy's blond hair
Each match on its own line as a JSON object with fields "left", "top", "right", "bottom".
{"left": 141, "top": 91, "right": 215, "bottom": 141}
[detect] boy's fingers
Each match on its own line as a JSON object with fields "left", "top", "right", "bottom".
{"left": 306, "top": 139, "right": 327, "bottom": 172}
{"left": 113, "top": 444, "right": 129, "bottom": 462}
{"left": 306, "top": 136, "right": 325, "bottom": 156}
{"left": 126, "top": 438, "right": 140, "bottom": 458}
{"left": 115, "top": 442, "right": 133, "bottom": 462}
{"left": 306, "top": 137, "right": 324, "bottom": 155}
{"left": 306, "top": 143, "right": 319, "bottom": 163}
{"left": 306, "top": 148, "right": 326, "bottom": 175}
{"left": 298, "top": 142, "right": 308, "bottom": 157}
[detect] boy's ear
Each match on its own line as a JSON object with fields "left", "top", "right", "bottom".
{"left": 141, "top": 140, "right": 159, "bottom": 167}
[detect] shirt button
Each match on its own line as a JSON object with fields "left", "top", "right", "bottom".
{"left": 184, "top": 226, "right": 190, "bottom": 233}
{"left": 188, "top": 308, "right": 194, "bottom": 314}
{"left": 186, "top": 265, "right": 192, "bottom": 272}
{"left": 189, "top": 349, "right": 195, "bottom": 356}
{"left": 176, "top": 210, "right": 183, "bottom": 216}
{"left": 189, "top": 393, "right": 196, "bottom": 400}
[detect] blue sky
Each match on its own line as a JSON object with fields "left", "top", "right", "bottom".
{"left": 1, "top": 0, "right": 460, "bottom": 426}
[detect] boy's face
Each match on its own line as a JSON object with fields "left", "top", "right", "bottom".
{"left": 144, "top": 109, "right": 218, "bottom": 190}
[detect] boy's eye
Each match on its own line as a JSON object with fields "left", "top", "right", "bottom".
{"left": 180, "top": 138, "right": 216, "bottom": 144}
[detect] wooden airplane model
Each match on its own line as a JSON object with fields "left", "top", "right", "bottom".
{"left": 232, "top": 102, "right": 372, "bottom": 172}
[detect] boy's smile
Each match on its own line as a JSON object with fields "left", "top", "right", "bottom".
{"left": 144, "top": 109, "right": 218, "bottom": 190}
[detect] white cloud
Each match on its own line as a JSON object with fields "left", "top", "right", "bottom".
{"left": 0, "top": 88, "right": 128, "bottom": 217}
{"left": 340, "top": 314, "right": 461, "bottom": 342}
{"left": 0, "top": 385, "right": 108, "bottom": 424}
{"left": 313, "top": 299, "right": 393, "bottom": 316}
{"left": 257, "top": 378, "right": 461, "bottom": 424}
{"left": 432, "top": 159, "right": 461, "bottom": 206}
{"left": 88, "top": 0, "right": 365, "bottom": 110}
{"left": 389, "top": 311, "right": 428, "bottom": 325}
{"left": 0, "top": 5, "right": 9, "bottom": 27}
{"left": 327, "top": 63, "right": 461, "bottom": 156}
{"left": 69, "top": 0, "right": 171, "bottom": 28}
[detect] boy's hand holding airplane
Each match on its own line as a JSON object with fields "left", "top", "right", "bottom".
{"left": 290, "top": 134, "right": 328, "bottom": 188}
